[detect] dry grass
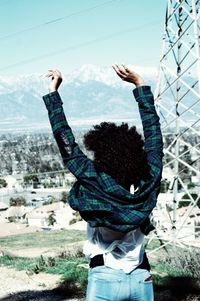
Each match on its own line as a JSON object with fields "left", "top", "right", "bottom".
{"left": 151, "top": 246, "right": 200, "bottom": 301}
{"left": 165, "top": 247, "right": 200, "bottom": 279}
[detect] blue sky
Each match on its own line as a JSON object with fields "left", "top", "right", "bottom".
{"left": 0, "top": 0, "right": 166, "bottom": 75}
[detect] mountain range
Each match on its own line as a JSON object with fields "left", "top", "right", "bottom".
{"left": 0, "top": 65, "right": 156, "bottom": 133}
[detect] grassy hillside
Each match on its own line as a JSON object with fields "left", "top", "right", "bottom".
{"left": 0, "top": 229, "right": 86, "bottom": 250}
{"left": 0, "top": 230, "right": 199, "bottom": 300}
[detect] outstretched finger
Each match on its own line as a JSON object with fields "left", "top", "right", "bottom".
{"left": 112, "top": 64, "right": 126, "bottom": 79}
{"left": 122, "top": 64, "right": 130, "bottom": 73}
{"left": 115, "top": 64, "right": 127, "bottom": 76}
{"left": 119, "top": 64, "right": 128, "bottom": 74}
{"left": 48, "top": 69, "right": 62, "bottom": 80}
{"left": 46, "top": 72, "right": 54, "bottom": 78}
{"left": 54, "top": 69, "right": 62, "bottom": 77}
{"left": 114, "top": 69, "right": 126, "bottom": 79}
{"left": 48, "top": 69, "right": 58, "bottom": 75}
{"left": 112, "top": 64, "right": 119, "bottom": 72}
{"left": 47, "top": 69, "right": 54, "bottom": 75}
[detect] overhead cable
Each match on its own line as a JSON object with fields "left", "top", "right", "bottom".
{"left": 0, "top": 0, "right": 120, "bottom": 41}
{"left": 0, "top": 20, "right": 160, "bottom": 71}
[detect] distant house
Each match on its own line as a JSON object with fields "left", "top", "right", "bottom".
{"left": 1, "top": 175, "right": 24, "bottom": 191}
{"left": 26, "top": 201, "right": 74, "bottom": 229}
{"left": 6, "top": 206, "right": 31, "bottom": 223}
{"left": 0, "top": 202, "right": 9, "bottom": 221}
{"left": 0, "top": 202, "right": 8, "bottom": 211}
{"left": 30, "top": 197, "right": 43, "bottom": 207}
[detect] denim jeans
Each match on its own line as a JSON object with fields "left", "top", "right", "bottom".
{"left": 86, "top": 266, "right": 154, "bottom": 301}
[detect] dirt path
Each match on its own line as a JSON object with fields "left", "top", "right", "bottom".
{"left": 0, "top": 266, "right": 83, "bottom": 301}
{"left": 1, "top": 266, "right": 200, "bottom": 301}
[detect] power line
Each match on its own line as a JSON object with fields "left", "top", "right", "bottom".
{"left": 0, "top": 0, "right": 120, "bottom": 41}
{"left": 0, "top": 20, "right": 160, "bottom": 71}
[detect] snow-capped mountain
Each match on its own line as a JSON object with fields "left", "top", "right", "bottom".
{"left": 0, "top": 65, "right": 156, "bottom": 132}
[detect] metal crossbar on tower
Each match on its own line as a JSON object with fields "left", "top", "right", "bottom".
{"left": 151, "top": 0, "right": 200, "bottom": 250}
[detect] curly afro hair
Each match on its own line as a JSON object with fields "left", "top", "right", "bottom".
{"left": 83, "top": 122, "right": 149, "bottom": 190}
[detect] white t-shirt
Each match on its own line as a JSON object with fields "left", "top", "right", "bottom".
{"left": 83, "top": 185, "right": 145, "bottom": 274}
{"left": 83, "top": 225, "right": 145, "bottom": 274}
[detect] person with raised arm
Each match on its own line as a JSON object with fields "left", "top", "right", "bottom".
{"left": 42, "top": 65, "right": 163, "bottom": 301}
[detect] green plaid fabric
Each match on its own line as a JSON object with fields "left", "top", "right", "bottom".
{"left": 43, "top": 86, "right": 163, "bottom": 234}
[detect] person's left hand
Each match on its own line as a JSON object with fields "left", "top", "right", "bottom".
{"left": 112, "top": 64, "right": 144, "bottom": 87}
{"left": 47, "top": 69, "right": 63, "bottom": 92}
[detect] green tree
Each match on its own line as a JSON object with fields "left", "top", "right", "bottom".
{"left": 48, "top": 212, "right": 56, "bottom": 226}
{"left": 43, "top": 196, "right": 57, "bottom": 205}
{"left": 0, "top": 178, "right": 7, "bottom": 188}
{"left": 69, "top": 211, "right": 82, "bottom": 225}
{"left": 23, "top": 175, "right": 39, "bottom": 188}
{"left": 9, "top": 196, "right": 27, "bottom": 207}
{"left": 43, "top": 200, "right": 54, "bottom": 205}
{"left": 60, "top": 191, "right": 68, "bottom": 203}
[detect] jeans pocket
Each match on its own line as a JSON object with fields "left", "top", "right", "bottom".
{"left": 136, "top": 269, "right": 152, "bottom": 282}
{"left": 140, "top": 273, "right": 154, "bottom": 301}
{"left": 87, "top": 267, "right": 122, "bottom": 301}
{"left": 143, "top": 275, "right": 153, "bottom": 283}
{"left": 86, "top": 273, "right": 121, "bottom": 301}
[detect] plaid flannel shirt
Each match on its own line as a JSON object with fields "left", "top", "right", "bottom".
{"left": 43, "top": 86, "right": 163, "bottom": 235}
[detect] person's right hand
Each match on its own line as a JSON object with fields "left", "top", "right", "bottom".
{"left": 46, "top": 69, "right": 63, "bottom": 92}
{"left": 112, "top": 64, "right": 144, "bottom": 87}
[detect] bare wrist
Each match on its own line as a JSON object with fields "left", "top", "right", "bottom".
{"left": 48, "top": 88, "right": 57, "bottom": 93}
{"left": 135, "top": 81, "right": 145, "bottom": 87}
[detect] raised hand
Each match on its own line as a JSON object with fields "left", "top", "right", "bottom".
{"left": 46, "top": 69, "right": 63, "bottom": 92}
{"left": 112, "top": 64, "right": 144, "bottom": 87}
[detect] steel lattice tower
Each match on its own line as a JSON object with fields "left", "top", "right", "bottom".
{"left": 149, "top": 0, "right": 200, "bottom": 251}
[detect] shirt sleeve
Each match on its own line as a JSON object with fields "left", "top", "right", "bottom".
{"left": 133, "top": 85, "right": 164, "bottom": 184}
{"left": 43, "top": 91, "right": 96, "bottom": 180}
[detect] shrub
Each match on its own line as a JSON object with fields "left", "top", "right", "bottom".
{"left": 9, "top": 196, "right": 27, "bottom": 206}
{"left": 0, "top": 178, "right": 7, "bottom": 188}
{"left": 69, "top": 211, "right": 82, "bottom": 225}
{"left": 23, "top": 175, "right": 39, "bottom": 188}
{"left": 48, "top": 212, "right": 56, "bottom": 226}
{"left": 69, "top": 218, "right": 77, "bottom": 225}
{"left": 164, "top": 248, "right": 200, "bottom": 279}
{"left": 31, "top": 255, "right": 56, "bottom": 274}
{"left": 60, "top": 191, "right": 68, "bottom": 203}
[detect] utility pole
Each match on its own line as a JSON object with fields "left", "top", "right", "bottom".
{"left": 154, "top": 0, "right": 200, "bottom": 246}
